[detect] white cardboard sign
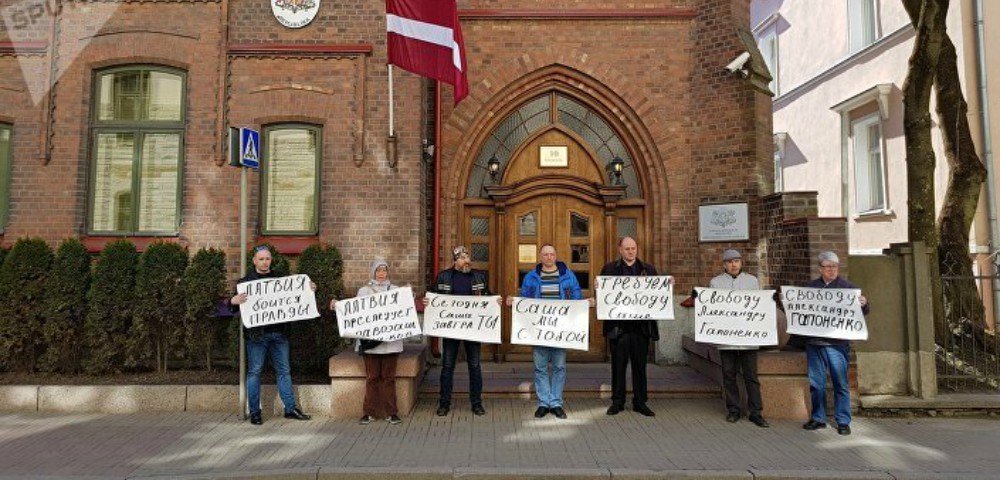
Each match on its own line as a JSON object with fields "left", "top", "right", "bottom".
{"left": 596, "top": 275, "right": 674, "bottom": 320}
{"left": 423, "top": 293, "right": 502, "bottom": 344}
{"left": 335, "top": 286, "right": 421, "bottom": 342}
{"left": 782, "top": 286, "right": 868, "bottom": 341}
{"left": 694, "top": 287, "right": 778, "bottom": 346}
{"left": 510, "top": 297, "right": 590, "bottom": 351}
{"left": 237, "top": 274, "right": 319, "bottom": 328}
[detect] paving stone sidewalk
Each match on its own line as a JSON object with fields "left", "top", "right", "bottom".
{"left": 1, "top": 398, "right": 998, "bottom": 479}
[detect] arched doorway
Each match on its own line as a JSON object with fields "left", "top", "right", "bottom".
{"left": 459, "top": 91, "right": 648, "bottom": 362}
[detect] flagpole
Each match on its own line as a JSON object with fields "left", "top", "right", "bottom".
{"left": 388, "top": 64, "right": 395, "bottom": 137}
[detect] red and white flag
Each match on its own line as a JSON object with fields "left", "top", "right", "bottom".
{"left": 386, "top": 0, "right": 469, "bottom": 103}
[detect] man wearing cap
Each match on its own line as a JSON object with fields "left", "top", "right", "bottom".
{"left": 708, "top": 249, "right": 768, "bottom": 427}
{"left": 799, "top": 251, "right": 869, "bottom": 436}
{"left": 599, "top": 236, "right": 660, "bottom": 417}
{"left": 426, "top": 246, "right": 491, "bottom": 416}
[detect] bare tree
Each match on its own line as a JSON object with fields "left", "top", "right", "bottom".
{"left": 902, "top": 0, "right": 988, "bottom": 344}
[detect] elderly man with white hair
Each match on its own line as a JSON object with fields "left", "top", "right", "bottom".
{"left": 799, "top": 251, "right": 869, "bottom": 436}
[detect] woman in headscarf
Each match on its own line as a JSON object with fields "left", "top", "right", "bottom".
{"left": 332, "top": 257, "right": 403, "bottom": 425}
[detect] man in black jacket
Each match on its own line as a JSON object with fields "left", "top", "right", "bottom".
{"left": 426, "top": 246, "right": 491, "bottom": 416}
{"left": 599, "top": 237, "right": 660, "bottom": 417}
{"left": 230, "top": 245, "right": 312, "bottom": 425}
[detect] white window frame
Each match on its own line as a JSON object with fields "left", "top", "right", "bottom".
{"left": 851, "top": 113, "right": 888, "bottom": 215}
{"left": 753, "top": 13, "right": 780, "bottom": 96}
{"left": 773, "top": 132, "right": 788, "bottom": 193}
{"left": 848, "top": 0, "right": 881, "bottom": 53}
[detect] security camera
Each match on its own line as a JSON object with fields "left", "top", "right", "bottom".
{"left": 724, "top": 52, "right": 752, "bottom": 77}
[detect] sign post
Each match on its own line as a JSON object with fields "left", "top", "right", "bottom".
{"left": 229, "top": 126, "right": 260, "bottom": 419}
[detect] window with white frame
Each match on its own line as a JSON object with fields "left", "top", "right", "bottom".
{"left": 755, "top": 17, "right": 781, "bottom": 96}
{"left": 848, "top": 0, "right": 880, "bottom": 52}
{"left": 851, "top": 114, "right": 886, "bottom": 213}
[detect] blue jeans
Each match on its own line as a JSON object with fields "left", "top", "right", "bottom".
{"left": 806, "top": 344, "right": 851, "bottom": 426}
{"left": 532, "top": 346, "right": 567, "bottom": 408}
{"left": 439, "top": 338, "right": 483, "bottom": 408}
{"left": 246, "top": 331, "right": 297, "bottom": 416}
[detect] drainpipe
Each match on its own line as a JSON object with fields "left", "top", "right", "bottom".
{"left": 431, "top": 80, "right": 442, "bottom": 358}
{"left": 974, "top": 0, "right": 1000, "bottom": 323}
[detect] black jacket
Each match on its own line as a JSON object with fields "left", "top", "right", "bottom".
{"left": 599, "top": 258, "right": 660, "bottom": 341}
{"left": 432, "top": 268, "right": 490, "bottom": 295}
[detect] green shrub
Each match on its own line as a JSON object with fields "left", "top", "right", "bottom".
{"left": 39, "top": 238, "right": 91, "bottom": 373}
{"left": 0, "top": 238, "right": 54, "bottom": 372}
{"left": 292, "top": 243, "right": 346, "bottom": 373}
{"left": 129, "top": 242, "right": 189, "bottom": 372}
{"left": 184, "top": 248, "right": 227, "bottom": 371}
{"left": 83, "top": 240, "right": 138, "bottom": 374}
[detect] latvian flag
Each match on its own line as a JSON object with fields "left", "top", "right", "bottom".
{"left": 386, "top": 0, "right": 469, "bottom": 103}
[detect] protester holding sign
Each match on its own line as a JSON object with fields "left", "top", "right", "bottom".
{"left": 512, "top": 244, "right": 592, "bottom": 420}
{"left": 425, "top": 246, "right": 495, "bottom": 417}
{"left": 230, "top": 245, "right": 313, "bottom": 426}
{"left": 333, "top": 257, "right": 406, "bottom": 425}
{"left": 598, "top": 237, "right": 661, "bottom": 417}
{"left": 705, "top": 249, "right": 769, "bottom": 428}
{"left": 796, "top": 251, "right": 869, "bottom": 436}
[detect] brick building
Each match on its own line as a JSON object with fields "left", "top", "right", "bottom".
{"left": 0, "top": 0, "right": 834, "bottom": 361}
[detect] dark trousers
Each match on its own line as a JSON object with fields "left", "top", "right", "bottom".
{"left": 363, "top": 353, "right": 398, "bottom": 417}
{"left": 610, "top": 332, "right": 649, "bottom": 408}
{"left": 720, "top": 349, "right": 762, "bottom": 416}
{"left": 439, "top": 338, "right": 483, "bottom": 408}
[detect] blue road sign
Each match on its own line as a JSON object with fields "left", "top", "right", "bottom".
{"left": 239, "top": 128, "right": 260, "bottom": 169}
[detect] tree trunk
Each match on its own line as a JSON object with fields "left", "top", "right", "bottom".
{"left": 902, "top": 0, "right": 950, "bottom": 342}
{"left": 904, "top": 0, "right": 988, "bottom": 346}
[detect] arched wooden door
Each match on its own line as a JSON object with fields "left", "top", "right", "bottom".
{"left": 503, "top": 194, "right": 606, "bottom": 361}
{"left": 457, "top": 91, "right": 648, "bottom": 363}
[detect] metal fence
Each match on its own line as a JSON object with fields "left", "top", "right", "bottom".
{"left": 937, "top": 251, "right": 1000, "bottom": 393}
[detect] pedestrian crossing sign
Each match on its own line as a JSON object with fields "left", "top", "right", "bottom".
{"left": 229, "top": 127, "right": 261, "bottom": 169}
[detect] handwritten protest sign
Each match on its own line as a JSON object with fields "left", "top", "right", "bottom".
{"left": 424, "top": 293, "right": 502, "bottom": 344}
{"left": 596, "top": 275, "right": 674, "bottom": 320}
{"left": 782, "top": 286, "right": 868, "bottom": 341}
{"left": 510, "top": 297, "right": 590, "bottom": 351}
{"left": 335, "top": 286, "right": 421, "bottom": 342}
{"left": 694, "top": 288, "right": 777, "bottom": 346}
{"left": 237, "top": 274, "right": 319, "bottom": 328}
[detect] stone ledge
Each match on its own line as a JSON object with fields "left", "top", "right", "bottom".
{"left": 860, "top": 394, "right": 1000, "bottom": 410}
{"left": 1, "top": 384, "right": 331, "bottom": 415}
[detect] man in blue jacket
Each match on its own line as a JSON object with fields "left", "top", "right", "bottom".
{"left": 799, "top": 251, "right": 869, "bottom": 436}
{"left": 516, "top": 244, "right": 589, "bottom": 419}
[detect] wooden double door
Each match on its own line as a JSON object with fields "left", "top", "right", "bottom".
{"left": 499, "top": 195, "right": 606, "bottom": 362}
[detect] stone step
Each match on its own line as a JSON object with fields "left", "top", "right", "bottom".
{"left": 419, "top": 362, "right": 719, "bottom": 399}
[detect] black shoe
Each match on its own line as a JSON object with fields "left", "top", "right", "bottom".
{"left": 472, "top": 404, "right": 486, "bottom": 416}
{"left": 606, "top": 404, "right": 623, "bottom": 415}
{"left": 749, "top": 415, "right": 770, "bottom": 428}
{"left": 726, "top": 411, "right": 740, "bottom": 423}
{"left": 436, "top": 405, "right": 450, "bottom": 416}
{"left": 284, "top": 407, "right": 311, "bottom": 421}
{"left": 534, "top": 406, "right": 549, "bottom": 418}
{"left": 249, "top": 413, "right": 263, "bottom": 425}
{"left": 803, "top": 420, "right": 827, "bottom": 430}
{"left": 837, "top": 424, "right": 851, "bottom": 435}
{"left": 388, "top": 415, "right": 402, "bottom": 425}
{"left": 634, "top": 405, "right": 656, "bottom": 417}
{"left": 551, "top": 407, "right": 567, "bottom": 419}
{"left": 359, "top": 415, "right": 374, "bottom": 425}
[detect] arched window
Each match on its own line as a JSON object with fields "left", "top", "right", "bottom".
{"left": 466, "top": 93, "right": 641, "bottom": 199}
{"left": 89, "top": 66, "right": 185, "bottom": 234}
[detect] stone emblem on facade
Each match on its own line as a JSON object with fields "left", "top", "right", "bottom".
{"left": 271, "top": 0, "right": 320, "bottom": 29}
